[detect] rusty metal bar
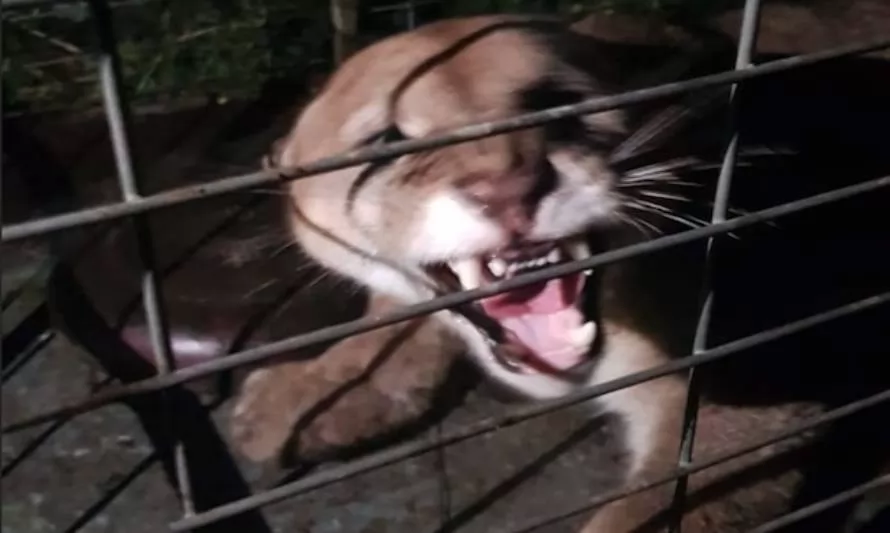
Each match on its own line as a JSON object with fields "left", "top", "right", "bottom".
{"left": 86, "top": 0, "right": 194, "bottom": 517}
{"left": 2, "top": 175, "right": 888, "bottom": 435}
{"left": 669, "top": 1, "right": 763, "bottom": 530}
{"left": 4, "top": 37, "right": 889, "bottom": 243}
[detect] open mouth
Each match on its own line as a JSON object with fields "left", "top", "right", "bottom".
{"left": 427, "top": 239, "right": 597, "bottom": 375}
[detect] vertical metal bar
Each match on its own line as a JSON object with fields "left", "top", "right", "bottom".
{"left": 406, "top": 0, "right": 417, "bottom": 29}
{"left": 86, "top": 0, "right": 195, "bottom": 518}
{"left": 667, "top": 1, "right": 763, "bottom": 531}
{"left": 0, "top": 8, "right": 5, "bottom": 286}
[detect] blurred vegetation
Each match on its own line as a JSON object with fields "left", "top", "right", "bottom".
{"left": 1, "top": 0, "right": 742, "bottom": 114}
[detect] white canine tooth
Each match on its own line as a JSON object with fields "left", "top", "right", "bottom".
{"left": 547, "top": 249, "right": 560, "bottom": 264}
{"left": 569, "top": 321, "right": 597, "bottom": 347}
{"left": 488, "top": 258, "right": 507, "bottom": 278}
{"left": 568, "top": 240, "right": 592, "bottom": 261}
{"left": 448, "top": 259, "right": 482, "bottom": 289}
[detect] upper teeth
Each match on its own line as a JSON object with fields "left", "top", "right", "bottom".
{"left": 445, "top": 239, "right": 594, "bottom": 288}
{"left": 492, "top": 248, "right": 563, "bottom": 278}
{"left": 488, "top": 258, "right": 507, "bottom": 277}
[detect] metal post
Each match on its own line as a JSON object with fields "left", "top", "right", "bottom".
{"left": 86, "top": 0, "right": 194, "bottom": 518}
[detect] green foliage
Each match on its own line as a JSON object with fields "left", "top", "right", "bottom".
{"left": 2, "top": 0, "right": 724, "bottom": 113}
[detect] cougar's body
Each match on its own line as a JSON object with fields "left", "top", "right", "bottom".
{"left": 231, "top": 15, "right": 890, "bottom": 532}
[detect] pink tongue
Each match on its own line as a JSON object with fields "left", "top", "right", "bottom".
{"left": 480, "top": 275, "right": 587, "bottom": 371}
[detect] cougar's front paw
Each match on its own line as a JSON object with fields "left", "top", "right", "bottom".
{"left": 230, "top": 365, "right": 306, "bottom": 462}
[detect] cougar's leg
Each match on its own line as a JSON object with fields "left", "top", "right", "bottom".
{"left": 229, "top": 292, "right": 461, "bottom": 462}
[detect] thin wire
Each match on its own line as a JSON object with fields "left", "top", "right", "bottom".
{"left": 669, "top": 2, "right": 762, "bottom": 530}
{"left": 2, "top": 175, "right": 888, "bottom": 435}
{"left": 87, "top": 0, "right": 193, "bottom": 517}
{"left": 4, "top": 37, "right": 889, "bottom": 243}
{"left": 504, "top": 390, "right": 890, "bottom": 533}
{"left": 171, "top": 382, "right": 890, "bottom": 531}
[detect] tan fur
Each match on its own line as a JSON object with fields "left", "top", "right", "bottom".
{"left": 230, "top": 292, "right": 462, "bottom": 462}
{"left": 231, "top": 14, "right": 840, "bottom": 533}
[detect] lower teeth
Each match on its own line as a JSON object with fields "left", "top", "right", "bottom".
{"left": 570, "top": 321, "right": 597, "bottom": 346}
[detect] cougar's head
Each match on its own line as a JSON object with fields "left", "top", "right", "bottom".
{"left": 273, "top": 16, "right": 635, "bottom": 397}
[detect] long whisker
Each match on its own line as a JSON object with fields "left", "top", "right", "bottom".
{"left": 621, "top": 146, "right": 798, "bottom": 181}
{"left": 633, "top": 190, "right": 693, "bottom": 203}
{"left": 617, "top": 212, "right": 662, "bottom": 238}
{"left": 619, "top": 178, "right": 704, "bottom": 190}
{"left": 625, "top": 202, "right": 742, "bottom": 240}
{"left": 242, "top": 279, "right": 279, "bottom": 300}
{"left": 269, "top": 239, "right": 300, "bottom": 259}
{"left": 625, "top": 204, "right": 701, "bottom": 230}
{"left": 626, "top": 199, "right": 708, "bottom": 227}
{"left": 624, "top": 157, "right": 704, "bottom": 178}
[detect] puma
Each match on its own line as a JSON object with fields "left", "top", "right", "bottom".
{"left": 230, "top": 14, "right": 890, "bottom": 532}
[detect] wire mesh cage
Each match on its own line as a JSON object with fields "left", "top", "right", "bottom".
{"left": 2, "top": 0, "right": 890, "bottom": 532}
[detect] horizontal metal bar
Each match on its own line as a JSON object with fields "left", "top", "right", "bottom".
{"left": 4, "top": 37, "right": 889, "bottom": 243}
{"left": 2, "top": 175, "right": 888, "bottom": 434}
{"left": 1, "top": 0, "right": 76, "bottom": 7}
{"left": 745, "top": 474, "right": 890, "bottom": 533}
{"left": 173, "top": 384, "right": 890, "bottom": 531}
{"left": 369, "top": 0, "right": 439, "bottom": 14}
{"left": 506, "top": 389, "right": 890, "bottom": 533}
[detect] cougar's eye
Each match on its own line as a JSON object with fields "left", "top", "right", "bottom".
{"left": 379, "top": 125, "right": 406, "bottom": 144}
{"left": 359, "top": 124, "right": 407, "bottom": 148}
{"left": 347, "top": 124, "right": 408, "bottom": 209}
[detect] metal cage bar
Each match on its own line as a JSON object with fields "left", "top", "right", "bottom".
{"left": 668, "top": 1, "right": 763, "bottom": 530}
{"left": 86, "top": 0, "right": 195, "bottom": 517}
{"left": 3, "top": 1, "right": 890, "bottom": 532}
